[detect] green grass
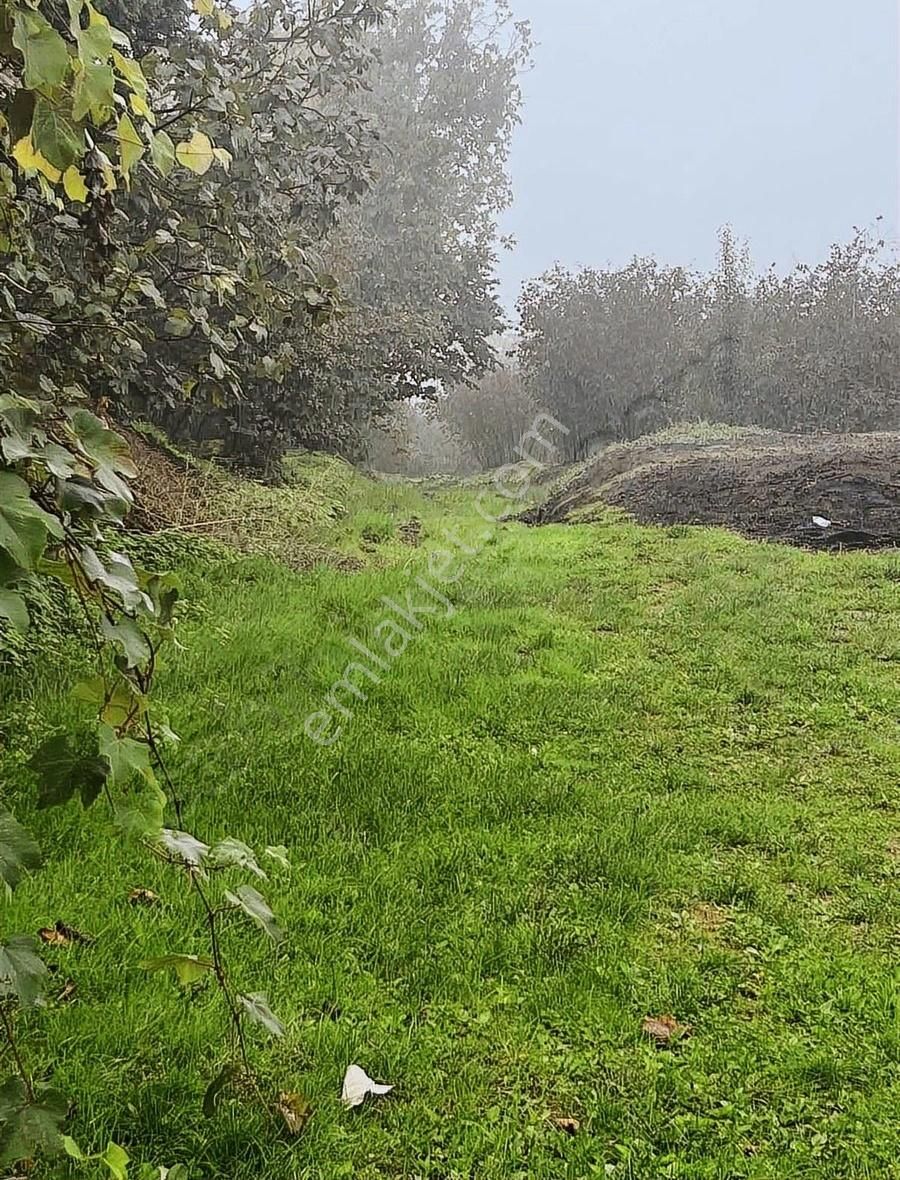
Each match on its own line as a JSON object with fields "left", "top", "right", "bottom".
{"left": 2, "top": 465, "right": 899, "bottom": 1178}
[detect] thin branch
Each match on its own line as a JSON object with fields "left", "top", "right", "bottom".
{"left": 0, "top": 1004, "right": 34, "bottom": 1104}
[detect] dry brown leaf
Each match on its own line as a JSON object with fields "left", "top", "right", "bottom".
{"left": 128, "top": 888, "right": 160, "bottom": 906}
{"left": 39, "top": 920, "right": 93, "bottom": 947}
{"left": 56, "top": 980, "right": 77, "bottom": 1004}
{"left": 642, "top": 1014, "right": 690, "bottom": 1045}
{"left": 551, "top": 1116, "right": 580, "bottom": 1135}
{"left": 276, "top": 1091, "right": 313, "bottom": 1136}
{"left": 691, "top": 903, "right": 730, "bottom": 933}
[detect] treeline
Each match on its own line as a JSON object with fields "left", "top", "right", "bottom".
{"left": 377, "top": 225, "right": 900, "bottom": 472}
{"left": 2, "top": 0, "right": 530, "bottom": 473}
{"left": 518, "top": 226, "right": 900, "bottom": 462}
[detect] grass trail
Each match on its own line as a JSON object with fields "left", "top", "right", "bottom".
{"left": 2, "top": 467, "right": 899, "bottom": 1178}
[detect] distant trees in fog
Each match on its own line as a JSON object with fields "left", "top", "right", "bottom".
{"left": 516, "top": 225, "right": 900, "bottom": 463}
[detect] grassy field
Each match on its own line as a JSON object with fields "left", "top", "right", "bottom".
{"left": 2, "top": 459, "right": 899, "bottom": 1178}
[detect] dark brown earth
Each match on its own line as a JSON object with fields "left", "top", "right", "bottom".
{"left": 521, "top": 431, "right": 900, "bottom": 550}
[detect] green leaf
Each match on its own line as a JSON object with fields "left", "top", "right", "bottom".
{"left": 0, "top": 935, "right": 48, "bottom": 1008}
{"left": 143, "top": 954, "right": 214, "bottom": 986}
{"left": 72, "top": 50, "right": 115, "bottom": 123}
{"left": 0, "top": 549, "right": 25, "bottom": 587}
{"left": 0, "top": 590, "right": 29, "bottom": 634}
{"left": 59, "top": 478, "right": 129, "bottom": 522}
{"left": 99, "top": 727, "right": 164, "bottom": 836}
{"left": 111, "top": 49, "right": 148, "bottom": 98}
{"left": 208, "top": 838, "right": 266, "bottom": 879}
{"left": 62, "top": 1135, "right": 85, "bottom": 1159}
{"left": 40, "top": 442, "right": 83, "bottom": 480}
{"left": 12, "top": 8, "right": 69, "bottom": 93}
{"left": 0, "top": 1078, "right": 67, "bottom": 1166}
{"left": 0, "top": 809, "right": 41, "bottom": 890}
{"left": 68, "top": 409, "right": 137, "bottom": 478}
{"left": 202, "top": 1063, "right": 237, "bottom": 1118}
{"left": 98, "top": 724, "right": 152, "bottom": 784}
{"left": 150, "top": 129, "right": 176, "bottom": 177}
{"left": 147, "top": 573, "right": 180, "bottom": 626}
{"left": 78, "top": 11, "right": 113, "bottom": 64}
{"left": 0, "top": 1077, "right": 26, "bottom": 1121}
{"left": 101, "top": 616, "right": 151, "bottom": 669}
{"left": 117, "top": 112, "right": 144, "bottom": 176}
{"left": 113, "top": 783, "right": 165, "bottom": 838}
{"left": 239, "top": 992, "right": 284, "bottom": 1038}
{"left": 32, "top": 95, "right": 83, "bottom": 171}
{"left": 29, "top": 733, "right": 109, "bottom": 809}
{"left": 0, "top": 472, "right": 63, "bottom": 570}
{"left": 175, "top": 130, "right": 215, "bottom": 176}
{"left": 73, "top": 676, "right": 147, "bottom": 728}
{"left": 225, "top": 884, "right": 283, "bottom": 942}
{"left": 0, "top": 392, "right": 42, "bottom": 463}
{"left": 264, "top": 845, "right": 291, "bottom": 870}
{"left": 164, "top": 308, "right": 194, "bottom": 338}
{"left": 100, "top": 1141, "right": 129, "bottom": 1180}
{"left": 80, "top": 549, "right": 150, "bottom": 612}
{"left": 158, "top": 829, "right": 209, "bottom": 868}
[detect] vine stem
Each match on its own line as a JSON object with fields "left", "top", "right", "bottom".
{"left": 0, "top": 1004, "right": 34, "bottom": 1104}
{"left": 144, "top": 715, "right": 186, "bottom": 827}
{"left": 189, "top": 874, "right": 260, "bottom": 1096}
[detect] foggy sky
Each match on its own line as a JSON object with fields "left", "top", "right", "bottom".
{"left": 499, "top": 0, "right": 899, "bottom": 309}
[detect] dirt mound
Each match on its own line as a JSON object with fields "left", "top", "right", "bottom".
{"left": 522, "top": 431, "right": 900, "bottom": 550}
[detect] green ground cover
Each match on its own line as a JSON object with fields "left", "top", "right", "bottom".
{"left": 2, "top": 460, "right": 899, "bottom": 1178}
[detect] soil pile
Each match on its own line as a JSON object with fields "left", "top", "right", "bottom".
{"left": 522, "top": 431, "right": 900, "bottom": 550}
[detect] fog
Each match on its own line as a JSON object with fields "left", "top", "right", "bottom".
{"left": 499, "top": 0, "right": 899, "bottom": 309}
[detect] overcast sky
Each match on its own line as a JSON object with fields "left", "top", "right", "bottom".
{"left": 498, "top": 0, "right": 899, "bottom": 309}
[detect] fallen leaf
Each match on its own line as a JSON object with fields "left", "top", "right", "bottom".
{"left": 690, "top": 903, "right": 730, "bottom": 933}
{"left": 276, "top": 1091, "right": 313, "bottom": 1136}
{"left": 39, "top": 920, "right": 93, "bottom": 947}
{"left": 128, "top": 888, "right": 160, "bottom": 906}
{"left": 642, "top": 1014, "right": 690, "bottom": 1045}
{"left": 341, "top": 1064, "right": 393, "bottom": 1108}
{"left": 551, "top": 1115, "right": 580, "bottom": 1135}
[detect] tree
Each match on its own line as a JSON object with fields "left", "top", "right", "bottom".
{"left": 440, "top": 352, "right": 538, "bottom": 469}
{"left": 97, "top": 0, "right": 190, "bottom": 53}
{"left": 12, "top": 0, "right": 388, "bottom": 472}
{"left": 516, "top": 227, "right": 900, "bottom": 450}
{"left": 703, "top": 225, "right": 752, "bottom": 418}
{"left": 123, "top": 0, "right": 532, "bottom": 469}
{"left": 328, "top": 0, "right": 532, "bottom": 406}
{"left": 518, "top": 261, "right": 701, "bottom": 460}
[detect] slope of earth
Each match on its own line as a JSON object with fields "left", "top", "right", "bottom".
{"left": 1, "top": 462, "right": 899, "bottom": 1178}
{"left": 523, "top": 427, "right": 900, "bottom": 549}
